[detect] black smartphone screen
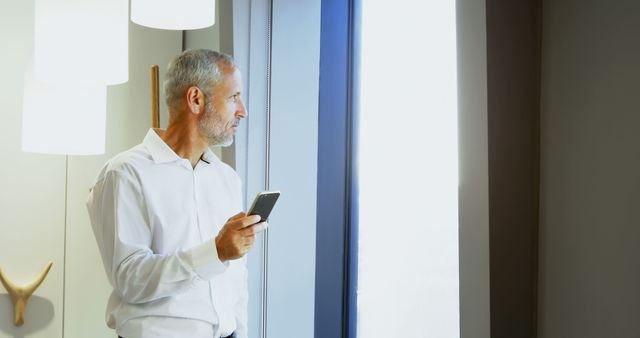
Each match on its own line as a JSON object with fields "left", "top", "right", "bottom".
{"left": 248, "top": 191, "right": 280, "bottom": 222}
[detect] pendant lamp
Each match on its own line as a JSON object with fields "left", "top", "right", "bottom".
{"left": 34, "top": 0, "right": 128, "bottom": 85}
{"left": 22, "top": 61, "right": 106, "bottom": 155}
{"left": 131, "top": 0, "right": 215, "bottom": 30}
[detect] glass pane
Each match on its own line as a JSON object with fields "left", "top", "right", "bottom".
{"left": 357, "top": 1, "right": 460, "bottom": 337}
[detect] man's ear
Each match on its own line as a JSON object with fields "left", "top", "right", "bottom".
{"left": 186, "top": 86, "right": 204, "bottom": 115}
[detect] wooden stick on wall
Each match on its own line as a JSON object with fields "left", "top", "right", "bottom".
{"left": 0, "top": 262, "right": 53, "bottom": 326}
{"left": 151, "top": 65, "right": 160, "bottom": 128}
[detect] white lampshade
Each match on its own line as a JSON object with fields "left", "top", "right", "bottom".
{"left": 22, "top": 62, "right": 106, "bottom": 155}
{"left": 131, "top": 0, "right": 215, "bottom": 30}
{"left": 34, "top": 0, "right": 128, "bottom": 85}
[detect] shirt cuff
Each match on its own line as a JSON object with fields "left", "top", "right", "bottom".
{"left": 186, "top": 239, "right": 229, "bottom": 280}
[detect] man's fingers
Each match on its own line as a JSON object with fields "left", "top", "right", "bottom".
{"left": 241, "top": 221, "right": 268, "bottom": 235}
{"left": 228, "top": 211, "right": 245, "bottom": 222}
{"left": 225, "top": 213, "right": 255, "bottom": 230}
{"left": 254, "top": 221, "right": 268, "bottom": 233}
{"left": 245, "top": 235, "right": 255, "bottom": 247}
{"left": 218, "top": 216, "right": 264, "bottom": 261}
{"left": 235, "top": 215, "right": 261, "bottom": 229}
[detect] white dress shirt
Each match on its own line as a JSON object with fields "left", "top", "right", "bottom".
{"left": 86, "top": 129, "right": 248, "bottom": 338}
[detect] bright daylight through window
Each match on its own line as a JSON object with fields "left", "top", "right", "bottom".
{"left": 357, "top": 1, "right": 460, "bottom": 337}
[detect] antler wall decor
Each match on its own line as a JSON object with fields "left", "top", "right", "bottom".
{"left": 0, "top": 261, "right": 53, "bottom": 326}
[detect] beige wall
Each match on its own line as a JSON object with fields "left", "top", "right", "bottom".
{"left": 0, "top": 1, "right": 181, "bottom": 337}
{"left": 0, "top": 1, "right": 65, "bottom": 337}
{"left": 538, "top": 1, "right": 640, "bottom": 337}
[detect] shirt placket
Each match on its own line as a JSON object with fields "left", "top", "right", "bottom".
{"left": 193, "top": 163, "right": 220, "bottom": 334}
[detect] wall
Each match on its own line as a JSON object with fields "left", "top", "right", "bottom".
{"left": 0, "top": 1, "right": 181, "bottom": 337}
{"left": 538, "top": 1, "right": 640, "bottom": 337}
{"left": 0, "top": 4, "right": 64, "bottom": 338}
{"left": 485, "top": 1, "right": 541, "bottom": 337}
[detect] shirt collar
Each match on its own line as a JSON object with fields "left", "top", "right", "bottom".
{"left": 143, "top": 128, "right": 220, "bottom": 165}
{"left": 200, "top": 146, "right": 219, "bottom": 165}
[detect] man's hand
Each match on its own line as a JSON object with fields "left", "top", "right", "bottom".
{"left": 215, "top": 212, "right": 268, "bottom": 262}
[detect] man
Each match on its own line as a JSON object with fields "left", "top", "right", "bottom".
{"left": 86, "top": 49, "right": 266, "bottom": 338}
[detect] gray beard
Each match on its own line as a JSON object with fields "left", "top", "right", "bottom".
{"left": 198, "top": 102, "right": 234, "bottom": 147}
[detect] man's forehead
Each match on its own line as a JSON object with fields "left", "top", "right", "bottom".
{"left": 212, "top": 67, "right": 242, "bottom": 93}
{"left": 217, "top": 60, "right": 238, "bottom": 74}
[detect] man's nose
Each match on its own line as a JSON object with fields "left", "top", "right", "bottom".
{"left": 236, "top": 99, "right": 248, "bottom": 118}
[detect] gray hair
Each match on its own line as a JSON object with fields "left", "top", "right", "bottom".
{"left": 164, "top": 49, "right": 236, "bottom": 117}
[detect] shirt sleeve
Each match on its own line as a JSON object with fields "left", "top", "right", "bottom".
{"left": 87, "top": 167, "right": 228, "bottom": 305}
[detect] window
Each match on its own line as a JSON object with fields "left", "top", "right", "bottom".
{"left": 357, "top": 1, "right": 460, "bottom": 337}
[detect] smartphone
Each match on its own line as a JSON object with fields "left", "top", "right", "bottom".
{"left": 247, "top": 191, "right": 281, "bottom": 222}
